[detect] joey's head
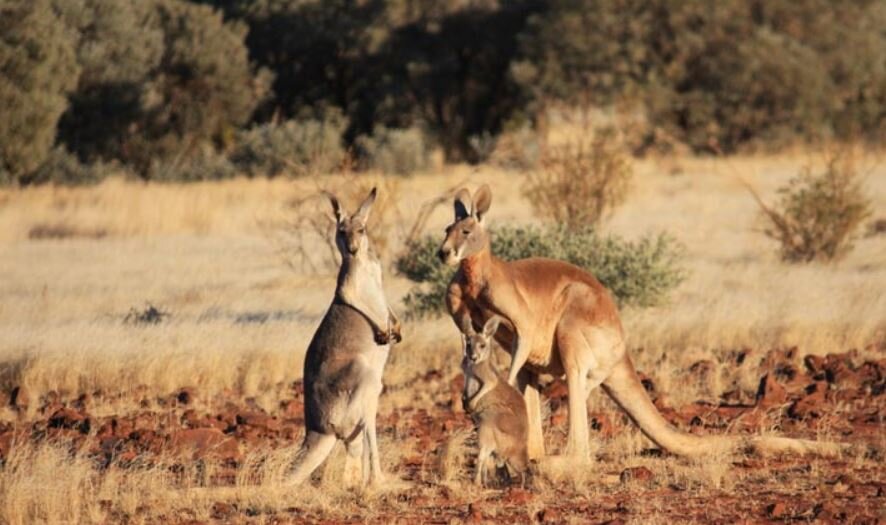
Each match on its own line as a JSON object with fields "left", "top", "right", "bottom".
{"left": 437, "top": 184, "right": 492, "bottom": 266}
{"left": 329, "top": 187, "right": 376, "bottom": 259}
{"left": 462, "top": 316, "right": 501, "bottom": 365}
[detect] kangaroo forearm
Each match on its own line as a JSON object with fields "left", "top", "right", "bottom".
{"left": 338, "top": 289, "right": 389, "bottom": 334}
{"left": 507, "top": 335, "right": 530, "bottom": 386}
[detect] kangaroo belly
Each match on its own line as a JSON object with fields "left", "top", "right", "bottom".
{"left": 303, "top": 303, "right": 389, "bottom": 438}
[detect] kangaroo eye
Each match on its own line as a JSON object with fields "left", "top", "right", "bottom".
{"left": 357, "top": 227, "right": 365, "bottom": 234}
{"left": 461, "top": 229, "right": 471, "bottom": 235}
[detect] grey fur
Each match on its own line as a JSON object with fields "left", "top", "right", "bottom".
{"left": 288, "top": 188, "right": 400, "bottom": 487}
{"left": 462, "top": 316, "right": 530, "bottom": 486}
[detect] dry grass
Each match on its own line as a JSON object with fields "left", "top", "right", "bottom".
{"left": 0, "top": 153, "right": 884, "bottom": 522}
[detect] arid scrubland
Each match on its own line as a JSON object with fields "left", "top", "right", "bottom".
{"left": 0, "top": 155, "right": 884, "bottom": 523}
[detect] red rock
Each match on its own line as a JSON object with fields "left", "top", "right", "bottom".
{"left": 620, "top": 466, "right": 654, "bottom": 483}
{"left": 536, "top": 508, "right": 562, "bottom": 523}
{"left": 176, "top": 388, "right": 196, "bottom": 405}
{"left": 8, "top": 386, "right": 28, "bottom": 409}
{"left": 211, "top": 502, "right": 234, "bottom": 519}
{"left": 544, "top": 379, "right": 569, "bottom": 400}
{"left": 49, "top": 408, "right": 91, "bottom": 434}
{"left": 550, "top": 406, "right": 568, "bottom": 427}
{"left": 589, "top": 412, "right": 614, "bottom": 438}
{"left": 756, "top": 373, "right": 787, "bottom": 407}
{"left": 41, "top": 401, "right": 64, "bottom": 417}
{"left": 789, "top": 382, "right": 828, "bottom": 419}
{"left": 503, "top": 487, "right": 533, "bottom": 504}
{"left": 280, "top": 399, "right": 304, "bottom": 418}
{"left": 116, "top": 450, "right": 138, "bottom": 464}
{"left": 236, "top": 411, "right": 280, "bottom": 432}
{"left": 451, "top": 374, "right": 466, "bottom": 414}
{"left": 767, "top": 502, "right": 787, "bottom": 519}
{"left": 0, "top": 431, "right": 15, "bottom": 459}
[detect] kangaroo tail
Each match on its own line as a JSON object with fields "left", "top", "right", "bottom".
{"left": 601, "top": 354, "right": 849, "bottom": 458}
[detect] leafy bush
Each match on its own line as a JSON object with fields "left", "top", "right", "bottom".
{"left": 514, "top": 0, "right": 886, "bottom": 152}
{"left": 28, "top": 147, "right": 115, "bottom": 186}
{"left": 56, "top": 0, "right": 271, "bottom": 176}
{"left": 396, "top": 224, "right": 686, "bottom": 318}
{"left": 0, "top": 0, "right": 80, "bottom": 183}
{"left": 355, "top": 126, "right": 429, "bottom": 176}
{"left": 232, "top": 114, "right": 347, "bottom": 177}
{"left": 147, "top": 146, "right": 237, "bottom": 183}
{"left": 752, "top": 154, "right": 872, "bottom": 263}
{"left": 524, "top": 130, "right": 632, "bottom": 230}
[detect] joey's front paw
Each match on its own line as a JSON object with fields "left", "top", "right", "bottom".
{"left": 389, "top": 324, "right": 402, "bottom": 344}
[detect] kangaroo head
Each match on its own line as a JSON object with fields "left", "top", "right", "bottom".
{"left": 438, "top": 184, "right": 492, "bottom": 266}
{"left": 329, "top": 187, "right": 376, "bottom": 259}
{"left": 462, "top": 316, "right": 500, "bottom": 364}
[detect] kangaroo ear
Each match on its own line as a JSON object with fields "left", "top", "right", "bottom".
{"left": 352, "top": 187, "right": 377, "bottom": 225}
{"left": 460, "top": 332, "right": 468, "bottom": 349}
{"left": 473, "top": 184, "right": 492, "bottom": 222}
{"left": 454, "top": 188, "right": 472, "bottom": 221}
{"left": 482, "top": 315, "right": 501, "bottom": 339}
{"left": 328, "top": 193, "right": 343, "bottom": 224}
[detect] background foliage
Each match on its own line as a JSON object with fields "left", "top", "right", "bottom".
{"left": 1, "top": 0, "right": 884, "bottom": 184}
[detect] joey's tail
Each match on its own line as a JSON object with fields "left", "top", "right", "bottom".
{"left": 601, "top": 354, "right": 849, "bottom": 458}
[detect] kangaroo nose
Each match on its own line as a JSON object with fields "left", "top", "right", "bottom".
{"left": 437, "top": 248, "right": 449, "bottom": 262}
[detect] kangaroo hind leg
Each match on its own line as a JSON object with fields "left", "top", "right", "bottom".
{"left": 289, "top": 431, "right": 337, "bottom": 485}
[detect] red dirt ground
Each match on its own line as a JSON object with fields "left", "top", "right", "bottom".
{"left": 2, "top": 347, "right": 884, "bottom": 524}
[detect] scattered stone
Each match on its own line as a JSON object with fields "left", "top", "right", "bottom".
{"left": 236, "top": 411, "right": 280, "bottom": 432}
{"left": 48, "top": 408, "right": 91, "bottom": 434}
{"left": 536, "top": 507, "right": 561, "bottom": 523}
{"left": 0, "top": 431, "right": 15, "bottom": 459}
{"left": 211, "top": 502, "right": 235, "bottom": 520}
{"left": 756, "top": 373, "right": 787, "bottom": 407}
{"left": 280, "top": 399, "right": 304, "bottom": 418}
{"left": 788, "top": 381, "right": 828, "bottom": 419}
{"left": 8, "top": 386, "right": 28, "bottom": 409}
{"left": 176, "top": 388, "right": 196, "bottom": 405}
{"left": 544, "top": 379, "right": 568, "bottom": 401}
{"left": 620, "top": 466, "right": 654, "bottom": 483}
{"left": 503, "top": 487, "right": 533, "bottom": 505}
{"left": 767, "top": 502, "right": 787, "bottom": 519}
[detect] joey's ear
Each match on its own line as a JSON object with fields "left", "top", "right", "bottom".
{"left": 352, "top": 187, "right": 377, "bottom": 225}
{"left": 454, "top": 188, "right": 472, "bottom": 221}
{"left": 482, "top": 315, "right": 501, "bottom": 339}
{"left": 328, "top": 193, "right": 343, "bottom": 223}
{"left": 460, "top": 332, "right": 468, "bottom": 349}
{"left": 473, "top": 184, "right": 492, "bottom": 222}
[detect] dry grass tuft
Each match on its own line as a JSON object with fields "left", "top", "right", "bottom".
{"left": 524, "top": 127, "right": 632, "bottom": 230}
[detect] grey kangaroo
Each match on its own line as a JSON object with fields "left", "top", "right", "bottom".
{"left": 289, "top": 188, "right": 401, "bottom": 486}
{"left": 462, "top": 316, "right": 530, "bottom": 486}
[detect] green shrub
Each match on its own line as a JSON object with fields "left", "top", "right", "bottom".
{"left": 56, "top": 0, "right": 271, "bottom": 177}
{"left": 514, "top": 0, "right": 885, "bottom": 152}
{"left": 0, "top": 0, "right": 80, "bottom": 183}
{"left": 396, "top": 224, "right": 686, "bottom": 318}
{"left": 28, "top": 147, "right": 115, "bottom": 186}
{"left": 355, "top": 126, "right": 429, "bottom": 176}
{"left": 147, "top": 146, "right": 237, "bottom": 182}
{"left": 753, "top": 153, "right": 872, "bottom": 263}
{"left": 232, "top": 114, "right": 347, "bottom": 177}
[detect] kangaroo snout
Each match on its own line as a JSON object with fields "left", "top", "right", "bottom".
{"left": 437, "top": 247, "right": 450, "bottom": 263}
